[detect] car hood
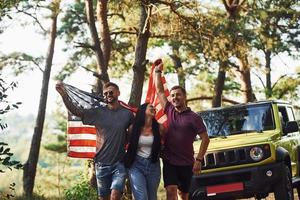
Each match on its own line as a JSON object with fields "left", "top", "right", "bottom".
{"left": 207, "top": 130, "right": 279, "bottom": 151}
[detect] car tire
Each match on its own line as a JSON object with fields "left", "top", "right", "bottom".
{"left": 273, "top": 165, "right": 294, "bottom": 200}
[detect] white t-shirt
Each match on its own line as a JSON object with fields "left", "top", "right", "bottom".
{"left": 137, "top": 135, "right": 154, "bottom": 158}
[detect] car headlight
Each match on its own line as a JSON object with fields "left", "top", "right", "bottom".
{"left": 249, "top": 146, "right": 264, "bottom": 161}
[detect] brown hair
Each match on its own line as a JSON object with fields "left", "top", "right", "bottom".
{"left": 103, "top": 82, "right": 119, "bottom": 91}
{"left": 170, "top": 85, "right": 186, "bottom": 96}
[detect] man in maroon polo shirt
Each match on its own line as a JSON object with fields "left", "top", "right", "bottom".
{"left": 154, "top": 60, "right": 210, "bottom": 200}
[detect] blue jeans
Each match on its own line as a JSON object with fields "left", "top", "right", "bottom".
{"left": 95, "top": 161, "right": 126, "bottom": 197}
{"left": 128, "top": 155, "right": 161, "bottom": 200}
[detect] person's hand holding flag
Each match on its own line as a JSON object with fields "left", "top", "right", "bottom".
{"left": 145, "top": 58, "right": 170, "bottom": 127}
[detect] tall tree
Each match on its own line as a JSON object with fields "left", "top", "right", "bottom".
{"left": 169, "top": 43, "right": 186, "bottom": 90}
{"left": 212, "top": 61, "right": 227, "bottom": 107}
{"left": 150, "top": 1, "right": 241, "bottom": 107}
{"left": 128, "top": 0, "right": 152, "bottom": 107}
{"left": 23, "top": 0, "right": 61, "bottom": 196}
{"left": 223, "top": 0, "right": 256, "bottom": 103}
{"left": 84, "top": 0, "right": 111, "bottom": 93}
{"left": 248, "top": 0, "right": 300, "bottom": 98}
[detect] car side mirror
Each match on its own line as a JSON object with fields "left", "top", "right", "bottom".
{"left": 285, "top": 121, "right": 299, "bottom": 134}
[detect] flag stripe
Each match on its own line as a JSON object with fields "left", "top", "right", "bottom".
{"left": 68, "top": 127, "right": 97, "bottom": 134}
{"left": 68, "top": 121, "right": 94, "bottom": 128}
{"left": 69, "top": 140, "right": 97, "bottom": 146}
{"left": 69, "top": 146, "right": 96, "bottom": 152}
{"left": 156, "top": 108, "right": 165, "bottom": 119}
{"left": 68, "top": 151, "right": 96, "bottom": 158}
{"left": 119, "top": 100, "right": 138, "bottom": 113}
{"left": 67, "top": 133, "right": 97, "bottom": 140}
{"left": 155, "top": 103, "right": 162, "bottom": 111}
{"left": 158, "top": 115, "right": 167, "bottom": 124}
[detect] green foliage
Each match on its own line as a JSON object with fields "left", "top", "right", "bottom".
{"left": 58, "top": 1, "right": 87, "bottom": 43}
{"left": 249, "top": 0, "right": 300, "bottom": 55}
{"left": 0, "top": 77, "right": 22, "bottom": 199}
{"left": 272, "top": 76, "right": 300, "bottom": 100}
{"left": 0, "top": 142, "right": 23, "bottom": 173}
{"left": 64, "top": 180, "right": 97, "bottom": 200}
{"left": 0, "top": 76, "right": 21, "bottom": 129}
{"left": 44, "top": 101, "right": 68, "bottom": 154}
{"left": 55, "top": 48, "right": 94, "bottom": 81}
{"left": 0, "top": 144, "right": 23, "bottom": 199}
{"left": 0, "top": 0, "right": 25, "bottom": 21}
{"left": 0, "top": 78, "right": 22, "bottom": 118}
{"left": 0, "top": 52, "right": 43, "bottom": 74}
{"left": 2, "top": 182, "right": 17, "bottom": 199}
{"left": 57, "top": 0, "right": 143, "bottom": 79}
{"left": 52, "top": 101, "right": 67, "bottom": 133}
{"left": 44, "top": 139, "right": 67, "bottom": 153}
{"left": 109, "top": 40, "right": 135, "bottom": 78}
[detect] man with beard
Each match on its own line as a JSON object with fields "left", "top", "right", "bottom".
{"left": 154, "top": 61, "right": 210, "bottom": 200}
{"left": 56, "top": 82, "right": 134, "bottom": 200}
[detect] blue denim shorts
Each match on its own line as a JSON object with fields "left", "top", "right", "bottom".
{"left": 95, "top": 161, "right": 127, "bottom": 197}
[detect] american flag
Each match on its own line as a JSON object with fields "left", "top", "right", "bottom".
{"left": 145, "top": 59, "right": 170, "bottom": 127}
{"left": 67, "top": 114, "right": 97, "bottom": 158}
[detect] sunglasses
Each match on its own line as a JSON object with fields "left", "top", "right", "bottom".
{"left": 103, "top": 90, "right": 114, "bottom": 96}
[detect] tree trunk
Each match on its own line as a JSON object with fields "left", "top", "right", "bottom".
{"left": 85, "top": 0, "right": 110, "bottom": 90}
{"left": 88, "top": 160, "right": 97, "bottom": 188}
{"left": 265, "top": 50, "right": 272, "bottom": 98}
{"left": 169, "top": 45, "right": 186, "bottom": 90}
{"left": 212, "top": 62, "right": 226, "bottom": 107}
{"left": 97, "top": 0, "right": 111, "bottom": 68}
{"left": 238, "top": 56, "right": 255, "bottom": 103}
{"left": 23, "top": 12, "right": 58, "bottom": 196}
{"left": 128, "top": 2, "right": 151, "bottom": 107}
{"left": 85, "top": 0, "right": 112, "bottom": 187}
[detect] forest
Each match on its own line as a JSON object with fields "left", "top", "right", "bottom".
{"left": 0, "top": 0, "right": 300, "bottom": 199}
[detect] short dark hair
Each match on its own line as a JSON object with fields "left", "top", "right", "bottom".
{"left": 103, "top": 82, "right": 119, "bottom": 90}
{"left": 170, "top": 85, "right": 186, "bottom": 96}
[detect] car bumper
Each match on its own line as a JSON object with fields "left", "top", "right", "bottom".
{"left": 190, "top": 162, "right": 285, "bottom": 199}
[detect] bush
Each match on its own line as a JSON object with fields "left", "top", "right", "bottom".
{"left": 64, "top": 180, "right": 97, "bottom": 200}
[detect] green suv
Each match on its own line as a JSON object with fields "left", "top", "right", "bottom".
{"left": 190, "top": 100, "right": 300, "bottom": 200}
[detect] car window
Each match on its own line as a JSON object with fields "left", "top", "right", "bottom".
{"left": 278, "top": 106, "right": 288, "bottom": 124}
{"left": 286, "top": 107, "right": 295, "bottom": 121}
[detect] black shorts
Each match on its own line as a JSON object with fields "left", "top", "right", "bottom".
{"left": 163, "top": 160, "right": 193, "bottom": 193}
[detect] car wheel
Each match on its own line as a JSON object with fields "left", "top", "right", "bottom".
{"left": 273, "top": 165, "right": 294, "bottom": 200}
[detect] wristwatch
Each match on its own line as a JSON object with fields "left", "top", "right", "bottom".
{"left": 196, "top": 157, "right": 203, "bottom": 162}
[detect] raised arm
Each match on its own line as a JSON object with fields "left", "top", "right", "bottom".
{"left": 55, "top": 81, "right": 83, "bottom": 117}
{"left": 154, "top": 61, "right": 168, "bottom": 109}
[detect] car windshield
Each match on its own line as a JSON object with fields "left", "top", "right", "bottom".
{"left": 199, "top": 103, "right": 275, "bottom": 138}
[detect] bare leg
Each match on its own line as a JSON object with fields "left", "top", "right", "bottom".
{"left": 111, "top": 189, "right": 122, "bottom": 200}
{"left": 166, "top": 185, "right": 178, "bottom": 200}
{"left": 178, "top": 190, "right": 189, "bottom": 200}
{"left": 99, "top": 196, "right": 110, "bottom": 200}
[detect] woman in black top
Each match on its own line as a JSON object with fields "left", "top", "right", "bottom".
{"left": 124, "top": 103, "right": 163, "bottom": 200}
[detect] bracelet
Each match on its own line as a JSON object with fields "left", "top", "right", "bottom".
{"left": 196, "top": 158, "right": 203, "bottom": 162}
{"left": 155, "top": 70, "right": 162, "bottom": 73}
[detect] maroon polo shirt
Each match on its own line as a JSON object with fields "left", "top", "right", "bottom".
{"left": 163, "top": 102, "right": 207, "bottom": 166}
